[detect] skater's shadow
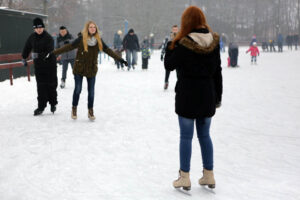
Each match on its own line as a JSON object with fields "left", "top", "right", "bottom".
{"left": 199, "top": 185, "right": 216, "bottom": 194}
{"left": 175, "top": 188, "right": 192, "bottom": 196}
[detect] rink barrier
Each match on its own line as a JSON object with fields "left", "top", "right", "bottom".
{"left": 0, "top": 53, "right": 33, "bottom": 85}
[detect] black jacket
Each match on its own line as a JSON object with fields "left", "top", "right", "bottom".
{"left": 22, "top": 31, "right": 57, "bottom": 82}
{"left": 164, "top": 29, "right": 223, "bottom": 119}
{"left": 122, "top": 33, "right": 140, "bottom": 51}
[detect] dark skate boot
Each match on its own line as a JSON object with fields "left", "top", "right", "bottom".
{"left": 50, "top": 105, "right": 56, "bottom": 114}
{"left": 60, "top": 79, "right": 65, "bottom": 89}
{"left": 34, "top": 108, "right": 44, "bottom": 116}
{"left": 164, "top": 82, "right": 169, "bottom": 90}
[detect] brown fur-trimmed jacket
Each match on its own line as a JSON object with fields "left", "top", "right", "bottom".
{"left": 53, "top": 35, "right": 123, "bottom": 77}
{"left": 164, "top": 28, "right": 223, "bottom": 119}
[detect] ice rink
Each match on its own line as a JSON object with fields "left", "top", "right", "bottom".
{"left": 0, "top": 47, "right": 299, "bottom": 200}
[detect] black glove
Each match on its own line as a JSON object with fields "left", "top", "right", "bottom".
{"left": 64, "top": 40, "right": 70, "bottom": 44}
{"left": 120, "top": 59, "right": 128, "bottom": 66}
{"left": 22, "top": 59, "right": 27, "bottom": 67}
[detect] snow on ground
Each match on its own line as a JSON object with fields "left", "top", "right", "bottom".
{"left": 0, "top": 48, "right": 300, "bottom": 200}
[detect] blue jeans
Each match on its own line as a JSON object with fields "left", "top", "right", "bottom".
{"left": 73, "top": 74, "right": 96, "bottom": 108}
{"left": 178, "top": 116, "right": 213, "bottom": 172}
{"left": 126, "top": 49, "right": 137, "bottom": 68}
{"left": 61, "top": 59, "right": 74, "bottom": 81}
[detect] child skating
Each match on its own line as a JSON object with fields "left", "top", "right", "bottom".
{"left": 246, "top": 42, "right": 260, "bottom": 64}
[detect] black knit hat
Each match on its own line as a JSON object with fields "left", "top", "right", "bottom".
{"left": 128, "top": 29, "right": 134, "bottom": 33}
{"left": 33, "top": 18, "right": 45, "bottom": 29}
{"left": 59, "top": 26, "right": 67, "bottom": 30}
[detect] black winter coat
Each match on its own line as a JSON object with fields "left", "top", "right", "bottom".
{"left": 22, "top": 31, "right": 57, "bottom": 83}
{"left": 122, "top": 33, "right": 140, "bottom": 51}
{"left": 164, "top": 29, "right": 223, "bottom": 119}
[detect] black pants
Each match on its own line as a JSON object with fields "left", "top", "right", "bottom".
{"left": 165, "top": 70, "right": 171, "bottom": 83}
{"left": 142, "top": 58, "right": 148, "bottom": 69}
{"left": 36, "top": 77, "right": 58, "bottom": 110}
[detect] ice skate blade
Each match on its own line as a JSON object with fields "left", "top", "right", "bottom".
{"left": 200, "top": 183, "right": 215, "bottom": 189}
{"left": 174, "top": 186, "right": 191, "bottom": 191}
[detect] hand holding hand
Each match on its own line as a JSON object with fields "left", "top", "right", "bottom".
{"left": 22, "top": 59, "right": 28, "bottom": 67}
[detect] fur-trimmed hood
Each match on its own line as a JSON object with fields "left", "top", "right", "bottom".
{"left": 179, "top": 32, "right": 219, "bottom": 54}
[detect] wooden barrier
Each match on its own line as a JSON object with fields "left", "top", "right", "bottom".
{"left": 0, "top": 53, "right": 33, "bottom": 85}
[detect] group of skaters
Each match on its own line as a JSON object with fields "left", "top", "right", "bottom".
{"left": 261, "top": 33, "right": 299, "bottom": 52}
{"left": 21, "top": 6, "right": 224, "bottom": 192}
{"left": 22, "top": 18, "right": 127, "bottom": 119}
{"left": 113, "top": 29, "right": 154, "bottom": 71}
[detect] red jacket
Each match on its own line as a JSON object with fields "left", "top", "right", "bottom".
{"left": 246, "top": 46, "right": 260, "bottom": 56}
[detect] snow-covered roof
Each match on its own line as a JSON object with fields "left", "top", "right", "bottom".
{"left": 0, "top": 7, "right": 47, "bottom": 17}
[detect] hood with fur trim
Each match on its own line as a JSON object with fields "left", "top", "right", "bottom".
{"left": 179, "top": 32, "right": 220, "bottom": 54}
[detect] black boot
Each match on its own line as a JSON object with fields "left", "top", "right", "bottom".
{"left": 34, "top": 108, "right": 44, "bottom": 116}
{"left": 50, "top": 105, "right": 56, "bottom": 114}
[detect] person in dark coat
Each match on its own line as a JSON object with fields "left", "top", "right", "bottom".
{"left": 164, "top": 6, "right": 222, "bottom": 191}
{"left": 269, "top": 39, "right": 276, "bottom": 52}
{"left": 277, "top": 33, "right": 283, "bottom": 52}
{"left": 228, "top": 42, "right": 239, "bottom": 67}
{"left": 113, "top": 30, "right": 124, "bottom": 70}
{"left": 286, "top": 34, "right": 293, "bottom": 50}
{"left": 293, "top": 34, "right": 299, "bottom": 50}
{"left": 161, "top": 25, "right": 179, "bottom": 90}
{"left": 122, "top": 28, "right": 140, "bottom": 70}
{"left": 22, "top": 18, "right": 58, "bottom": 116}
{"left": 52, "top": 21, "right": 127, "bottom": 120}
{"left": 56, "top": 26, "right": 76, "bottom": 88}
{"left": 141, "top": 39, "right": 150, "bottom": 70}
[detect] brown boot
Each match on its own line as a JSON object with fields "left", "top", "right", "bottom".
{"left": 71, "top": 106, "right": 77, "bottom": 119}
{"left": 173, "top": 170, "right": 191, "bottom": 191}
{"left": 199, "top": 169, "right": 215, "bottom": 189}
{"left": 88, "top": 108, "right": 95, "bottom": 121}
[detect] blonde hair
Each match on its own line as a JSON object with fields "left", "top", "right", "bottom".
{"left": 81, "top": 20, "right": 103, "bottom": 52}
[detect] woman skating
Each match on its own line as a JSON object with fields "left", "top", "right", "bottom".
{"left": 164, "top": 6, "right": 223, "bottom": 190}
{"left": 52, "top": 21, "right": 127, "bottom": 120}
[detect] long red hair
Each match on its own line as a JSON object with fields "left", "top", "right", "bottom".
{"left": 170, "top": 6, "right": 212, "bottom": 49}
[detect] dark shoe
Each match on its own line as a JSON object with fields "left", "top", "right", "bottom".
{"left": 60, "top": 80, "right": 65, "bottom": 89}
{"left": 34, "top": 108, "right": 44, "bottom": 116}
{"left": 50, "top": 105, "right": 56, "bottom": 113}
{"left": 164, "top": 82, "right": 169, "bottom": 90}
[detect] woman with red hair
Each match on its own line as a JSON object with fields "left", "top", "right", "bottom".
{"left": 164, "top": 6, "right": 223, "bottom": 190}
